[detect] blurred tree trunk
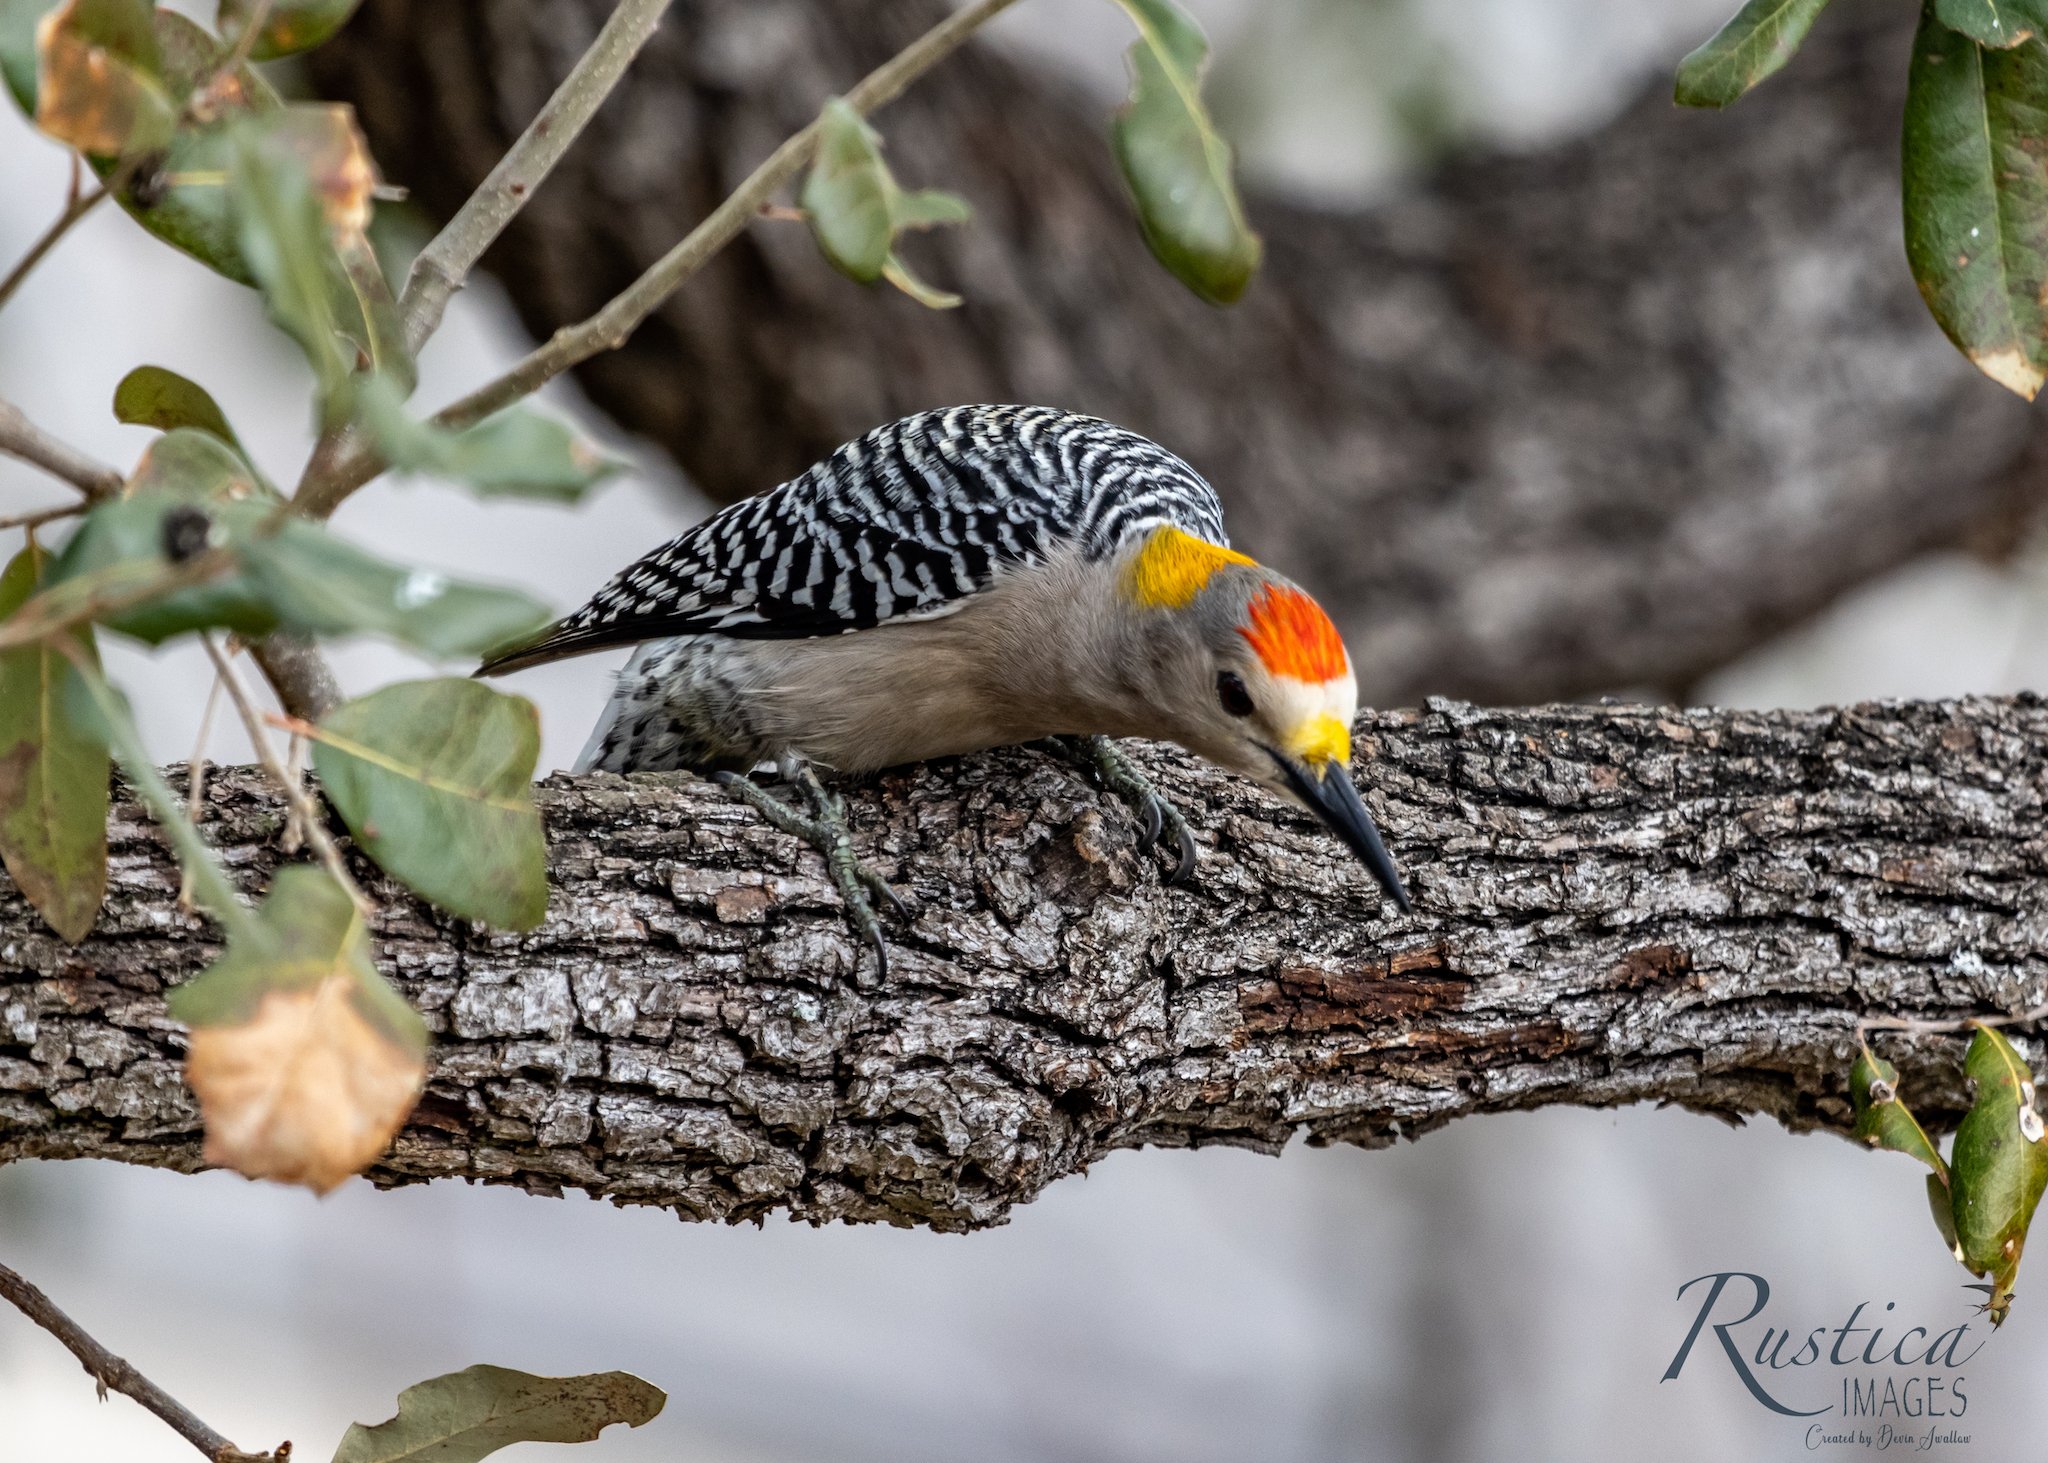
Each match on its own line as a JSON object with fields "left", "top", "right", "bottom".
{"left": 4, "top": 698, "right": 2043, "bottom": 1229}
{"left": 312, "top": 2, "right": 2039, "bottom": 706}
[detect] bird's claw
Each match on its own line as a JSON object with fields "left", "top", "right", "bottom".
{"left": 714, "top": 763, "right": 909, "bottom": 981}
{"left": 1162, "top": 809, "right": 1198, "bottom": 886}
{"left": 858, "top": 861, "right": 912, "bottom": 923}
{"left": 1056, "top": 735, "right": 1202, "bottom": 887}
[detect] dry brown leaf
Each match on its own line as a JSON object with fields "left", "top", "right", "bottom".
{"left": 185, "top": 974, "right": 425, "bottom": 1194}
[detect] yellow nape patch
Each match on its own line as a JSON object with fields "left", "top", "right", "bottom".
{"left": 1288, "top": 714, "right": 1351, "bottom": 769}
{"left": 1122, "top": 526, "right": 1256, "bottom": 609}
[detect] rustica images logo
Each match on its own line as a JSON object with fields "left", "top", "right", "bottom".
{"left": 1662, "top": 1273, "right": 1986, "bottom": 1451}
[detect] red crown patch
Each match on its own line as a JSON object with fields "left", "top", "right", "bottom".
{"left": 1239, "top": 583, "right": 1347, "bottom": 684}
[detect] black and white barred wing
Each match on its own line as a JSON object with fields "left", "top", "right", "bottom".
{"left": 476, "top": 406, "right": 1228, "bottom": 674}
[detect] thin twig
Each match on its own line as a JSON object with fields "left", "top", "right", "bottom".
{"left": 0, "top": 394, "right": 124, "bottom": 499}
{"left": 202, "top": 634, "right": 372, "bottom": 914}
{"left": 280, "top": 731, "right": 306, "bottom": 854}
{"left": 289, "top": 0, "right": 676, "bottom": 512}
{"left": 216, "top": 0, "right": 276, "bottom": 79}
{"left": 399, "top": 0, "right": 676, "bottom": 352}
{"left": 289, "top": 0, "right": 1022, "bottom": 520}
{"left": 1859, "top": 1003, "right": 2048, "bottom": 1042}
{"left": 0, "top": 182, "right": 110, "bottom": 315}
{"left": 0, "top": 501, "right": 85, "bottom": 533}
{"left": 0, "top": 1263, "right": 284, "bottom": 1463}
{"left": 435, "top": 0, "right": 1016, "bottom": 431}
{"left": 181, "top": 667, "right": 228, "bottom": 911}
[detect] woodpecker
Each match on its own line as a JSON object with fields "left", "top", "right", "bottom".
{"left": 479, "top": 405, "right": 1410, "bottom": 969}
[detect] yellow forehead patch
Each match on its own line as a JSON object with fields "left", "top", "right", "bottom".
{"left": 1122, "top": 525, "right": 1256, "bottom": 610}
{"left": 1288, "top": 714, "right": 1352, "bottom": 768}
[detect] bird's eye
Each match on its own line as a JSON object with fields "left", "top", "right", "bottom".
{"left": 1216, "top": 671, "right": 1255, "bottom": 718}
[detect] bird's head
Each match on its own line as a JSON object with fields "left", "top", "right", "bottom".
{"left": 1118, "top": 527, "right": 1410, "bottom": 911}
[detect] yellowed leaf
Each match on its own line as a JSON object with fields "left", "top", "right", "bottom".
{"left": 169, "top": 866, "right": 427, "bottom": 1194}
{"left": 32, "top": 0, "right": 175, "bottom": 157}
{"left": 265, "top": 102, "right": 377, "bottom": 236}
{"left": 186, "top": 974, "right": 425, "bottom": 1194}
{"left": 1970, "top": 344, "right": 2046, "bottom": 400}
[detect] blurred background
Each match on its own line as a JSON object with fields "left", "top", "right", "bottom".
{"left": 5, "top": 0, "right": 2048, "bottom": 1458}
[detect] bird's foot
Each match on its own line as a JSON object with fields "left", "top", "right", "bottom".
{"left": 1052, "top": 735, "right": 1198, "bottom": 885}
{"left": 713, "top": 757, "right": 909, "bottom": 980}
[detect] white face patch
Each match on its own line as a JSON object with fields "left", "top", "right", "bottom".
{"left": 1260, "top": 670, "right": 1358, "bottom": 766}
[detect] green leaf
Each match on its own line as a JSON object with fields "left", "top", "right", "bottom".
{"left": 168, "top": 864, "right": 427, "bottom": 1194}
{"left": 310, "top": 680, "right": 547, "bottom": 930}
{"left": 893, "top": 187, "right": 973, "bottom": 232}
{"left": 32, "top": 0, "right": 176, "bottom": 158}
{"left": 799, "top": 96, "right": 971, "bottom": 309}
{"left": 352, "top": 375, "right": 618, "bottom": 503}
{"left": 335, "top": 229, "right": 412, "bottom": 396}
{"left": 1930, "top": 1171, "right": 1964, "bottom": 1261}
{"left": 1935, "top": 0, "right": 2048, "bottom": 49}
{"left": 222, "top": 105, "right": 408, "bottom": 408}
{"left": 332, "top": 1366, "right": 665, "bottom": 1463}
{"left": 46, "top": 455, "right": 551, "bottom": 654}
{"left": 1673, "top": 0, "right": 1835, "bottom": 107}
{"left": 0, "top": 0, "right": 60, "bottom": 114}
{"left": 240, "top": 531, "right": 551, "bottom": 660}
{"left": 1947, "top": 1023, "right": 2048, "bottom": 1326}
{"left": 230, "top": 117, "right": 357, "bottom": 402}
{"left": 1107, "top": 0, "right": 1261, "bottom": 306}
{"left": 241, "top": 106, "right": 399, "bottom": 365}
{"left": 880, "top": 254, "right": 962, "bottom": 310}
{"left": 113, "top": 364, "right": 242, "bottom": 450}
{"left": 802, "top": 99, "right": 894, "bottom": 283}
{"left": 1850, "top": 1048, "right": 1951, "bottom": 1181}
{"left": 93, "top": 10, "right": 282, "bottom": 286}
{"left": 217, "top": 0, "right": 362, "bottom": 60}
{"left": 46, "top": 432, "right": 279, "bottom": 644}
{"left": 1902, "top": 8, "right": 2048, "bottom": 400}
{"left": 167, "top": 866, "right": 410, "bottom": 1033}
{"left": 0, "top": 542, "right": 108, "bottom": 943}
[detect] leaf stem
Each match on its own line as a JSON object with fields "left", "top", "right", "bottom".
{"left": 0, "top": 394, "right": 124, "bottom": 499}
{"left": 0, "top": 550, "right": 237, "bottom": 655}
{"left": 181, "top": 666, "right": 227, "bottom": 910}
{"left": 0, "top": 501, "right": 86, "bottom": 533}
{"left": 290, "top": 0, "right": 1022, "bottom": 519}
{"left": 0, "top": 183, "right": 109, "bottom": 315}
{"left": 202, "top": 633, "right": 373, "bottom": 914}
{"left": 398, "top": 0, "right": 677, "bottom": 353}
{"left": 216, "top": 0, "right": 276, "bottom": 79}
{"left": 0, "top": 1262, "right": 283, "bottom": 1463}
{"left": 60, "top": 643, "right": 261, "bottom": 944}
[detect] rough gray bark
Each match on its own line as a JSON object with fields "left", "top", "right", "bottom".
{"left": 3, "top": 697, "right": 2043, "bottom": 1230}
{"left": 309, "top": 2, "right": 2041, "bottom": 706}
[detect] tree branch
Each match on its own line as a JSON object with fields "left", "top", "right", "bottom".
{"left": 0, "top": 395, "right": 123, "bottom": 500}
{"left": 397, "top": 0, "right": 678, "bottom": 352}
{"left": 0, "top": 1262, "right": 282, "bottom": 1463}
{"left": 3, "top": 697, "right": 2042, "bottom": 1230}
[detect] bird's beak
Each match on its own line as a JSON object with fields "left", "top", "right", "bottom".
{"left": 1271, "top": 751, "right": 1412, "bottom": 912}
